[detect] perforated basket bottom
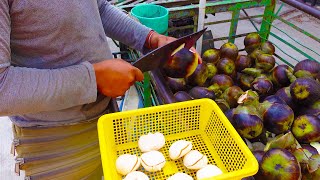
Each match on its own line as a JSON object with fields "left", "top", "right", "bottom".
{"left": 116, "top": 132, "right": 223, "bottom": 180}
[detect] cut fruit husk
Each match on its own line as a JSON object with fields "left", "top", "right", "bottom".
{"left": 308, "top": 154, "right": 320, "bottom": 173}
{"left": 237, "top": 90, "right": 259, "bottom": 107}
{"left": 310, "top": 142, "right": 320, "bottom": 154}
{"left": 244, "top": 138, "right": 253, "bottom": 151}
{"left": 264, "top": 131, "right": 297, "bottom": 151}
{"left": 171, "top": 43, "right": 186, "bottom": 56}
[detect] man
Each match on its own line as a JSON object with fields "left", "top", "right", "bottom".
{"left": 0, "top": 0, "right": 200, "bottom": 179}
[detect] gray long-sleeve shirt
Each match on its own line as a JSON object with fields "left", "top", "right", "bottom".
{"left": 0, "top": 0, "right": 151, "bottom": 127}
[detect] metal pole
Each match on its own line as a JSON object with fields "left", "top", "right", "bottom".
{"left": 196, "top": 0, "right": 207, "bottom": 53}
{"left": 281, "top": 0, "right": 320, "bottom": 19}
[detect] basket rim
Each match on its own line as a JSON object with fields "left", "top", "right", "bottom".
{"left": 97, "top": 98, "right": 259, "bottom": 179}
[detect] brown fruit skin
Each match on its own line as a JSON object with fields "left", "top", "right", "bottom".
{"left": 275, "top": 87, "right": 298, "bottom": 112}
{"left": 302, "top": 169, "right": 320, "bottom": 180}
{"left": 261, "top": 148, "right": 301, "bottom": 180}
{"left": 253, "top": 150, "right": 265, "bottom": 164}
{"left": 222, "top": 86, "right": 244, "bottom": 108}
{"left": 215, "top": 99, "right": 231, "bottom": 113}
{"left": 263, "top": 95, "right": 287, "bottom": 105}
{"left": 217, "top": 57, "right": 236, "bottom": 77}
{"left": 166, "top": 77, "right": 186, "bottom": 93}
{"left": 189, "top": 86, "right": 216, "bottom": 100}
{"left": 251, "top": 75, "right": 274, "bottom": 97}
{"left": 297, "top": 99, "right": 320, "bottom": 117}
{"left": 293, "top": 59, "right": 320, "bottom": 78}
{"left": 244, "top": 32, "right": 262, "bottom": 54}
{"left": 291, "top": 115, "right": 320, "bottom": 143}
{"left": 210, "top": 74, "right": 234, "bottom": 92}
{"left": 262, "top": 102, "right": 295, "bottom": 135}
{"left": 163, "top": 48, "right": 198, "bottom": 78}
{"left": 220, "top": 42, "right": 239, "bottom": 61}
{"left": 255, "top": 54, "right": 276, "bottom": 72}
{"left": 235, "top": 55, "right": 253, "bottom": 72}
{"left": 174, "top": 91, "right": 193, "bottom": 102}
{"left": 207, "top": 63, "right": 218, "bottom": 79}
{"left": 202, "top": 48, "right": 220, "bottom": 64}
{"left": 249, "top": 49, "right": 263, "bottom": 63}
{"left": 271, "top": 65, "right": 292, "bottom": 88}
{"left": 237, "top": 73, "right": 255, "bottom": 91}
{"left": 233, "top": 105, "right": 264, "bottom": 139}
{"left": 225, "top": 108, "right": 236, "bottom": 125}
{"left": 290, "top": 77, "right": 320, "bottom": 106}
{"left": 187, "top": 62, "right": 209, "bottom": 87}
{"left": 261, "top": 41, "right": 275, "bottom": 55}
{"left": 244, "top": 33, "right": 261, "bottom": 46}
{"left": 253, "top": 150, "right": 265, "bottom": 180}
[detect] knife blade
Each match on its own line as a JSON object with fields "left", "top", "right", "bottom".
{"left": 132, "top": 28, "right": 207, "bottom": 72}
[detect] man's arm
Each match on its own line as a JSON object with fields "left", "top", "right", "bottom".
{"left": 97, "top": 0, "right": 152, "bottom": 52}
{"left": 96, "top": 1, "right": 203, "bottom": 63}
{"left": 0, "top": 1, "right": 98, "bottom": 116}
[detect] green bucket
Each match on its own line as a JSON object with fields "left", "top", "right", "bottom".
{"left": 131, "top": 4, "right": 169, "bottom": 35}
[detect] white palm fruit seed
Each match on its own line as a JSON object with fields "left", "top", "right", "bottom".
{"left": 123, "top": 171, "right": 149, "bottom": 180}
{"left": 169, "top": 140, "right": 193, "bottom": 160}
{"left": 140, "top": 150, "right": 166, "bottom": 172}
{"left": 196, "top": 164, "right": 223, "bottom": 179}
{"left": 183, "top": 150, "right": 208, "bottom": 170}
{"left": 116, "top": 154, "right": 141, "bottom": 176}
{"left": 138, "top": 132, "right": 165, "bottom": 152}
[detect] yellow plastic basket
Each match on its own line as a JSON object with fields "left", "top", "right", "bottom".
{"left": 97, "top": 98, "right": 258, "bottom": 180}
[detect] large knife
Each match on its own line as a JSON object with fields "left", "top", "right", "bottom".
{"left": 132, "top": 28, "right": 207, "bottom": 72}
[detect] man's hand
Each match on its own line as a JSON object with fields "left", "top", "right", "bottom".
{"left": 93, "top": 59, "right": 144, "bottom": 98}
{"left": 148, "top": 31, "right": 202, "bottom": 64}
